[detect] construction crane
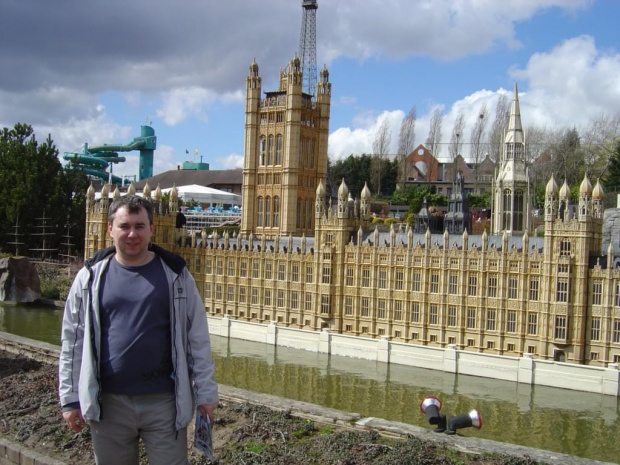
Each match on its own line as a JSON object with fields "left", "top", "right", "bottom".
{"left": 298, "top": 0, "right": 318, "bottom": 97}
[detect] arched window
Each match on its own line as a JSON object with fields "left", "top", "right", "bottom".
{"left": 560, "top": 239, "right": 571, "bottom": 256}
{"left": 299, "top": 136, "right": 305, "bottom": 167}
{"left": 514, "top": 144, "right": 523, "bottom": 161}
{"left": 273, "top": 196, "right": 280, "bottom": 227}
{"left": 514, "top": 190, "right": 524, "bottom": 231}
{"left": 265, "top": 196, "right": 271, "bottom": 227}
{"left": 306, "top": 199, "right": 313, "bottom": 229}
{"left": 276, "top": 135, "right": 283, "bottom": 165}
{"left": 506, "top": 144, "right": 514, "bottom": 160}
{"left": 306, "top": 139, "right": 312, "bottom": 168}
{"left": 309, "top": 139, "right": 315, "bottom": 168}
{"left": 257, "top": 197, "right": 264, "bottom": 227}
{"left": 267, "top": 135, "right": 274, "bottom": 165}
{"left": 259, "top": 137, "right": 266, "bottom": 166}
{"left": 296, "top": 199, "right": 301, "bottom": 228}
{"left": 502, "top": 189, "right": 511, "bottom": 230}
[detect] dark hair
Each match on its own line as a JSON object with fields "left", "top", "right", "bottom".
{"left": 108, "top": 194, "right": 154, "bottom": 225}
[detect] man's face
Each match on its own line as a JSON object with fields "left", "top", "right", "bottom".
{"left": 108, "top": 206, "right": 154, "bottom": 266}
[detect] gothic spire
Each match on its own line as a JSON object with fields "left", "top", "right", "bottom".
{"left": 504, "top": 83, "right": 524, "bottom": 146}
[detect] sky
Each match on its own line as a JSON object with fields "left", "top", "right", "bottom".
{"left": 2, "top": 0, "right": 620, "bottom": 182}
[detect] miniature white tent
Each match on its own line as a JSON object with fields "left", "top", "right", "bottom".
{"left": 161, "top": 184, "right": 241, "bottom": 207}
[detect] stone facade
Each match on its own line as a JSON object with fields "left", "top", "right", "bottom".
{"left": 492, "top": 83, "right": 531, "bottom": 236}
{"left": 240, "top": 57, "right": 331, "bottom": 238}
{"left": 82, "top": 60, "right": 620, "bottom": 369}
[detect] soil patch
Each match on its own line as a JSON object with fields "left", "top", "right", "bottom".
{"left": 1, "top": 350, "right": 545, "bottom": 464}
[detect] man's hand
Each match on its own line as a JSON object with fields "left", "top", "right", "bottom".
{"left": 62, "top": 409, "right": 86, "bottom": 432}
{"left": 198, "top": 403, "right": 218, "bottom": 423}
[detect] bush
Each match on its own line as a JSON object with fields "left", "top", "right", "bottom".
{"left": 371, "top": 217, "right": 384, "bottom": 224}
{"left": 39, "top": 276, "right": 73, "bottom": 300}
{"left": 36, "top": 263, "right": 79, "bottom": 301}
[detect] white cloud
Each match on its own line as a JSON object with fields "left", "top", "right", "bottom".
{"left": 219, "top": 91, "right": 245, "bottom": 105}
{"left": 320, "top": 0, "right": 592, "bottom": 61}
{"left": 338, "top": 96, "right": 358, "bottom": 105}
{"left": 216, "top": 153, "right": 244, "bottom": 170}
{"left": 1, "top": 0, "right": 608, "bottom": 175}
{"left": 0, "top": 87, "right": 98, "bottom": 127}
{"left": 329, "top": 33, "right": 620, "bottom": 162}
{"left": 150, "top": 145, "right": 178, "bottom": 177}
{"left": 155, "top": 87, "right": 244, "bottom": 126}
{"left": 328, "top": 110, "right": 404, "bottom": 160}
{"left": 1, "top": 0, "right": 593, "bottom": 97}
{"left": 510, "top": 35, "right": 620, "bottom": 128}
{"left": 156, "top": 87, "right": 217, "bottom": 126}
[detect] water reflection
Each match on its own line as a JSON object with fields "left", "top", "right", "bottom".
{"left": 1, "top": 304, "right": 619, "bottom": 463}
{"left": 0, "top": 304, "right": 63, "bottom": 345}
{"left": 211, "top": 335, "right": 620, "bottom": 463}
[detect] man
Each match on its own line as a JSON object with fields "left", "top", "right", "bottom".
{"left": 59, "top": 194, "right": 218, "bottom": 465}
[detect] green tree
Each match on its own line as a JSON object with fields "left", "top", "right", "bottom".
{"left": 603, "top": 141, "right": 620, "bottom": 190}
{"left": 0, "top": 124, "right": 88, "bottom": 258}
{"left": 330, "top": 154, "right": 372, "bottom": 198}
{"left": 380, "top": 158, "right": 399, "bottom": 198}
{"left": 467, "top": 192, "right": 491, "bottom": 209}
{"left": 330, "top": 154, "right": 398, "bottom": 199}
{"left": 388, "top": 184, "right": 446, "bottom": 217}
{"left": 551, "top": 128, "right": 584, "bottom": 186}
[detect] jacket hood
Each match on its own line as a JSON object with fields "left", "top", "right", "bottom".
{"left": 85, "top": 243, "right": 186, "bottom": 275}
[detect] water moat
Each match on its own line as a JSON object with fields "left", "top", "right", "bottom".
{"left": 1, "top": 303, "right": 618, "bottom": 463}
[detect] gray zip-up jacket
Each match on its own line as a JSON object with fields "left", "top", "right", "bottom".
{"left": 58, "top": 244, "right": 219, "bottom": 430}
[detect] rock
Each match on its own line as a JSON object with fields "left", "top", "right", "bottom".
{"left": 0, "top": 257, "right": 41, "bottom": 302}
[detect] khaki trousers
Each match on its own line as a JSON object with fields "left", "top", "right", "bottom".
{"left": 90, "top": 392, "right": 188, "bottom": 465}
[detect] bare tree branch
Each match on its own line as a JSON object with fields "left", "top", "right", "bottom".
{"left": 397, "top": 106, "right": 416, "bottom": 186}
{"left": 580, "top": 112, "right": 620, "bottom": 179}
{"left": 470, "top": 104, "right": 488, "bottom": 192}
{"left": 487, "top": 94, "right": 510, "bottom": 163}
{"left": 425, "top": 107, "right": 443, "bottom": 158}
{"left": 371, "top": 118, "right": 392, "bottom": 195}
{"left": 448, "top": 114, "right": 466, "bottom": 180}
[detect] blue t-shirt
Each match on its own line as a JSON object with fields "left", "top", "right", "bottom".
{"left": 99, "top": 256, "right": 174, "bottom": 395}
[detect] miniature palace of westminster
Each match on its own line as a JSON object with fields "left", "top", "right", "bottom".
{"left": 83, "top": 54, "right": 620, "bottom": 369}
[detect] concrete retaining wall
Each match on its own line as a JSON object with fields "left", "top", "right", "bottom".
{"left": 0, "top": 437, "right": 65, "bottom": 465}
{"left": 0, "top": 331, "right": 615, "bottom": 465}
{"left": 211, "top": 316, "right": 620, "bottom": 396}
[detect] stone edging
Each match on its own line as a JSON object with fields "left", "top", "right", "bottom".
{"left": 218, "top": 384, "right": 615, "bottom": 465}
{"left": 0, "top": 331, "right": 615, "bottom": 465}
{"left": 0, "top": 436, "right": 65, "bottom": 465}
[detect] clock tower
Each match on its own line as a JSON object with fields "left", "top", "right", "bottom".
{"left": 241, "top": 57, "right": 331, "bottom": 237}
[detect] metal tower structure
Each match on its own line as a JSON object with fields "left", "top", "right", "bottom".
{"left": 298, "top": 0, "right": 318, "bottom": 97}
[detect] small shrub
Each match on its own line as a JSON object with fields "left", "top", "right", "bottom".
{"left": 245, "top": 439, "right": 269, "bottom": 454}
{"left": 292, "top": 421, "right": 319, "bottom": 438}
{"left": 39, "top": 276, "right": 73, "bottom": 300}
{"left": 319, "top": 426, "right": 334, "bottom": 435}
{"left": 36, "top": 264, "right": 77, "bottom": 300}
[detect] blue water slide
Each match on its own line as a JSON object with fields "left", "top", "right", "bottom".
{"left": 62, "top": 125, "right": 156, "bottom": 182}
{"left": 64, "top": 163, "right": 124, "bottom": 185}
